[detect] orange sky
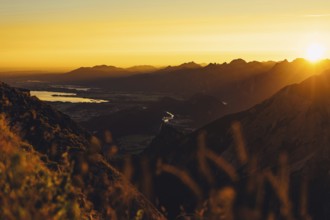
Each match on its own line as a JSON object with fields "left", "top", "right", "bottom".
{"left": 1, "top": 0, "right": 330, "bottom": 71}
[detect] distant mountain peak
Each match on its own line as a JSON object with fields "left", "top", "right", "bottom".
{"left": 92, "top": 64, "right": 118, "bottom": 69}
{"left": 70, "top": 65, "right": 123, "bottom": 73}
{"left": 204, "top": 63, "right": 220, "bottom": 68}
{"left": 93, "top": 64, "right": 108, "bottom": 68}
{"left": 291, "top": 58, "right": 311, "bottom": 66}
{"left": 64, "top": 65, "right": 129, "bottom": 81}
{"left": 160, "top": 62, "right": 202, "bottom": 72}
{"left": 229, "top": 58, "right": 247, "bottom": 65}
{"left": 178, "top": 61, "right": 201, "bottom": 69}
{"left": 126, "top": 65, "right": 158, "bottom": 73}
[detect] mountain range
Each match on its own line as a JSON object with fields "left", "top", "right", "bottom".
{"left": 2, "top": 59, "right": 330, "bottom": 219}
{"left": 19, "top": 59, "right": 330, "bottom": 115}
{"left": 143, "top": 69, "right": 330, "bottom": 219}
{"left": 70, "top": 59, "right": 330, "bottom": 148}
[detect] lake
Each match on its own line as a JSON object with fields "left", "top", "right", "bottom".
{"left": 30, "top": 91, "right": 108, "bottom": 103}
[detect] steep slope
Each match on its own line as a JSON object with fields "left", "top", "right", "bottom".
{"left": 0, "top": 117, "right": 102, "bottom": 219}
{"left": 210, "top": 58, "right": 330, "bottom": 114}
{"left": 145, "top": 69, "right": 330, "bottom": 219}
{"left": 0, "top": 82, "right": 164, "bottom": 219}
{"left": 0, "top": 82, "right": 91, "bottom": 161}
{"left": 186, "top": 68, "right": 330, "bottom": 168}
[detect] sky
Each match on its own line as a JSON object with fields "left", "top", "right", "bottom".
{"left": 1, "top": 0, "right": 330, "bottom": 71}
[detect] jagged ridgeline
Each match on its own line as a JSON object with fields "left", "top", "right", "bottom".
{"left": 0, "top": 82, "right": 164, "bottom": 220}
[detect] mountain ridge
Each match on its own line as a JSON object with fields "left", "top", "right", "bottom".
{"left": 144, "top": 69, "right": 330, "bottom": 219}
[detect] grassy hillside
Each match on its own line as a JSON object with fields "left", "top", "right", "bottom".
{"left": 0, "top": 82, "right": 164, "bottom": 220}
{"left": 0, "top": 115, "right": 102, "bottom": 219}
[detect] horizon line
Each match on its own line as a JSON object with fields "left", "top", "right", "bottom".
{"left": 0, "top": 57, "right": 329, "bottom": 73}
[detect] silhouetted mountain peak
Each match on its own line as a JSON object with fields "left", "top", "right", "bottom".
{"left": 92, "top": 64, "right": 121, "bottom": 70}
{"left": 64, "top": 65, "right": 129, "bottom": 81}
{"left": 292, "top": 58, "right": 308, "bottom": 64}
{"left": 204, "top": 63, "right": 220, "bottom": 69}
{"left": 93, "top": 64, "right": 108, "bottom": 68}
{"left": 161, "top": 62, "right": 202, "bottom": 72}
{"left": 126, "top": 65, "right": 158, "bottom": 73}
{"left": 178, "top": 61, "right": 202, "bottom": 69}
{"left": 229, "top": 58, "right": 247, "bottom": 65}
{"left": 270, "top": 59, "right": 292, "bottom": 71}
{"left": 79, "top": 65, "right": 124, "bottom": 72}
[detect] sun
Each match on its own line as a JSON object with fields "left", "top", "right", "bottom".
{"left": 305, "top": 43, "right": 326, "bottom": 62}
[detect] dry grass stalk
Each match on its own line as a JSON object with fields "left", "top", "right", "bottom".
{"left": 300, "top": 176, "right": 312, "bottom": 220}
{"left": 231, "top": 121, "right": 249, "bottom": 165}
{"left": 204, "top": 148, "right": 238, "bottom": 182}
{"left": 159, "top": 161, "right": 203, "bottom": 201}
{"left": 197, "top": 131, "right": 215, "bottom": 185}
{"left": 122, "top": 156, "right": 134, "bottom": 182}
{"left": 140, "top": 156, "right": 153, "bottom": 200}
{"left": 209, "top": 187, "right": 236, "bottom": 220}
{"left": 264, "top": 169, "right": 293, "bottom": 220}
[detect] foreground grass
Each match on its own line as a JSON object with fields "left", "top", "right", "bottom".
{"left": 0, "top": 116, "right": 101, "bottom": 220}
{"left": 0, "top": 112, "right": 314, "bottom": 219}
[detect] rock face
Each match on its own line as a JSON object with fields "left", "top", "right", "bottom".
{"left": 0, "top": 82, "right": 164, "bottom": 219}
{"left": 146, "top": 70, "right": 330, "bottom": 219}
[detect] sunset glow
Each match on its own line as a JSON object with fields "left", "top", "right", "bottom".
{"left": 305, "top": 43, "right": 326, "bottom": 62}
{"left": 1, "top": 0, "right": 330, "bottom": 70}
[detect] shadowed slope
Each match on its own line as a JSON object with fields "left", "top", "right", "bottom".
{"left": 145, "top": 70, "right": 330, "bottom": 219}
{"left": 0, "top": 82, "right": 165, "bottom": 220}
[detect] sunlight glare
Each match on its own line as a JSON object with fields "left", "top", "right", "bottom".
{"left": 305, "top": 43, "right": 326, "bottom": 62}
